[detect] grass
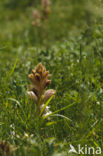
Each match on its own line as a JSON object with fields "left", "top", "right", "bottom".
{"left": 0, "top": 0, "right": 103, "bottom": 155}
{"left": 0, "top": 36, "right": 103, "bottom": 155}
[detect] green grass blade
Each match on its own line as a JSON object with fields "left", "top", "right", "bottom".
{"left": 5, "top": 58, "right": 18, "bottom": 80}
{"left": 8, "top": 98, "right": 20, "bottom": 106}
{"left": 9, "top": 58, "right": 18, "bottom": 77}
{"left": 8, "top": 98, "right": 27, "bottom": 121}
{"left": 50, "top": 114, "right": 72, "bottom": 121}
{"left": 43, "top": 102, "right": 76, "bottom": 119}
{"left": 39, "top": 95, "right": 54, "bottom": 117}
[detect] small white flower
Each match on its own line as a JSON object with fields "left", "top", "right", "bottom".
{"left": 42, "top": 110, "right": 52, "bottom": 120}
{"left": 24, "top": 133, "right": 29, "bottom": 137}
{"left": 97, "top": 101, "right": 100, "bottom": 105}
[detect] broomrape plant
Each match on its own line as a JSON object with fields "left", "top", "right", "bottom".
{"left": 42, "top": 0, "right": 51, "bottom": 21}
{"left": 27, "top": 63, "right": 74, "bottom": 122}
{"left": 27, "top": 63, "right": 56, "bottom": 118}
{"left": 32, "top": 0, "right": 51, "bottom": 27}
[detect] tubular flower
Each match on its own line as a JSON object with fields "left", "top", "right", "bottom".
{"left": 27, "top": 63, "right": 56, "bottom": 116}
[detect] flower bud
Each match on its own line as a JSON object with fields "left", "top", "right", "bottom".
{"left": 43, "top": 89, "right": 56, "bottom": 102}
{"left": 27, "top": 91, "right": 38, "bottom": 102}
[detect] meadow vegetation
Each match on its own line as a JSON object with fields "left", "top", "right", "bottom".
{"left": 0, "top": 0, "right": 103, "bottom": 155}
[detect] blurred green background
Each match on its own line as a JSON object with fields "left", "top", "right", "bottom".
{"left": 0, "top": 0, "right": 103, "bottom": 156}
{"left": 0, "top": 0, "right": 103, "bottom": 47}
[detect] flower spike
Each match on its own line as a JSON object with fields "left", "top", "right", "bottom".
{"left": 27, "top": 63, "right": 56, "bottom": 117}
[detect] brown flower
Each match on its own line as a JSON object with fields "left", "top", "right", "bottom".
{"left": 28, "top": 63, "right": 56, "bottom": 117}
{"left": 28, "top": 63, "right": 51, "bottom": 99}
